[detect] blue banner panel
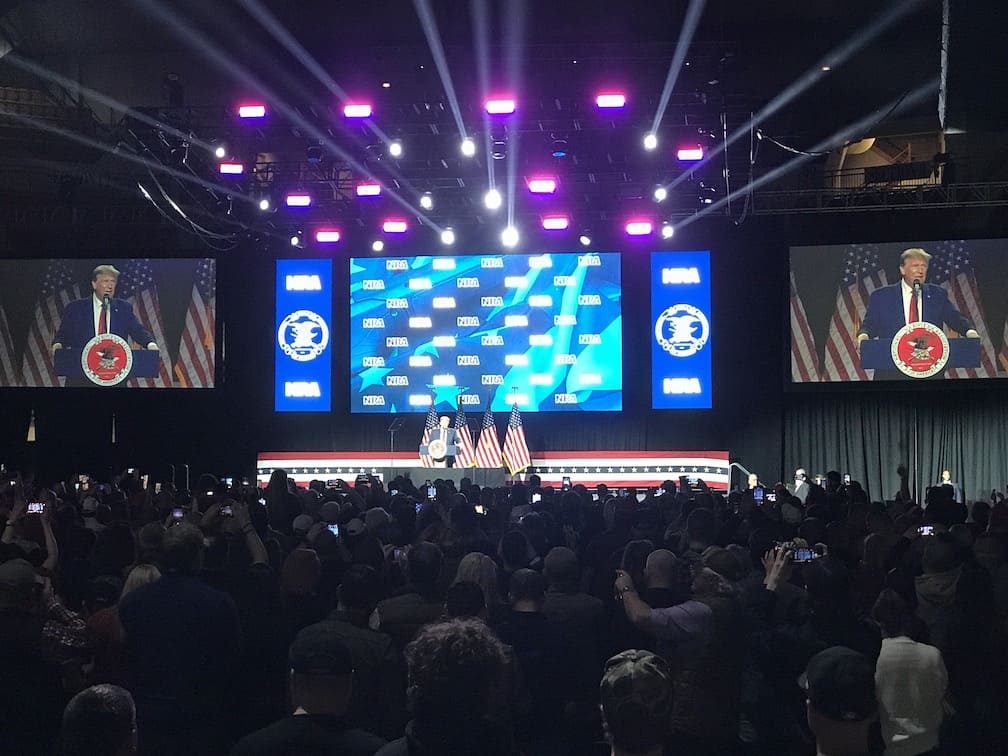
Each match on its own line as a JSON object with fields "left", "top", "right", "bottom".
{"left": 275, "top": 259, "right": 332, "bottom": 412}
{"left": 348, "top": 252, "right": 623, "bottom": 413}
{"left": 651, "top": 251, "right": 712, "bottom": 409}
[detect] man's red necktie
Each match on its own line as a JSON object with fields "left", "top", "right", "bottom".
{"left": 908, "top": 292, "right": 919, "bottom": 324}
{"left": 98, "top": 304, "right": 107, "bottom": 335}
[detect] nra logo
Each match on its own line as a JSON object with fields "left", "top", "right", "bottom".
{"left": 482, "top": 374, "right": 504, "bottom": 385}
{"left": 362, "top": 318, "right": 385, "bottom": 329}
{"left": 554, "top": 354, "right": 576, "bottom": 365}
{"left": 459, "top": 394, "right": 480, "bottom": 405}
{"left": 284, "top": 381, "right": 321, "bottom": 397}
{"left": 386, "top": 259, "right": 409, "bottom": 271}
{"left": 555, "top": 393, "right": 578, "bottom": 404}
{"left": 386, "top": 298, "right": 408, "bottom": 309}
{"left": 528, "top": 255, "right": 552, "bottom": 269}
{"left": 553, "top": 315, "right": 577, "bottom": 326}
{"left": 457, "top": 277, "right": 480, "bottom": 288}
{"left": 662, "top": 267, "right": 701, "bottom": 284}
{"left": 386, "top": 337, "right": 409, "bottom": 348}
{"left": 578, "top": 294, "right": 602, "bottom": 306}
{"left": 457, "top": 355, "right": 481, "bottom": 366}
{"left": 362, "top": 395, "right": 386, "bottom": 406}
{"left": 578, "top": 254, "right": 601, "bottom": 266}
{"left": 362, "top": 357, "right": 386, "bottom": 367}
{"left": 456, "top": 316, "right": 480, "bottom": 327}
{"left": 481, "top": 335, "right": 504, "bottom": 346}
{"left": 663, "top": 377, "right": 702, "bottom": 394}
{"left": 386, "top": 375, "right": 409, "bottom": 386}
{"left": 362, "top": 279, "right": 385, "bottom": 290}
{"left": 481, "top": 257, "right": 504, "bottom": 268}
{"left": 481, "top": 296, "right": 504, "bottom": 307}
{"left": 285, "top": 275, "right": 322, "bottom": 291}
{"left": 579, "top": 334, "right": 602, "bottom": 345}
{"left": 553, "top": 275, "right": 576, "bottom": 287}
{"left": 505, "top": 315, "right": 529, "bottom": 327}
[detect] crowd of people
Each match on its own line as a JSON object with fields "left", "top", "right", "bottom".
{"left": 2, "top": 464, "right": 1007, "bottom": 755}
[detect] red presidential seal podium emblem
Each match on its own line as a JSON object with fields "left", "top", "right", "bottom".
{"left": 890, "top": 321, "right": 949, "bottom": 378}
{"left": 81, "top": 334, "right": 133, "bottom": 386}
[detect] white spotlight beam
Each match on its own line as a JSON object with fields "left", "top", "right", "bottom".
{"left": 650, "top": 0, "right": 708, "bottom": 135}
{"left": 413, "top": 0, "right": 468, "bottom": 139}
{"left": 502, "top": 0, "right": 527, "bottom": 227}
{"left": 471, "top": 0, "right": 496, "bottom": 188}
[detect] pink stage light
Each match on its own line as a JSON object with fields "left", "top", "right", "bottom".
{"left": 315, "top": 229, "right": 341, "bottom": 243}
{"left": 382, "top": 219, "right": 408, "bottom": 234}
{"left": 485, "top": 97, "right": 516, "bottom": 115}
{"left": 541, "top": 215, "right": 570, "bottom": 231}
{"left": 625, "top": 220, "right": 653, "bottom": 236}
{"left": 356, "top": 182, "right": 382, "bottom": 197}
{"left": 343, "top": 103, "right": 373, "bottom": 118}
{"left": 285, "top": 193, "right": 312, "bottom": 208}
{"left": 237, "top": 104, "right": 266, "bottom": 119}
{"left": 527, "top": 177, "right": 558, "bottom": 194}
{"left": 676, "top": 146, "right": 704, "bottom": 161}
{"left": 595, "top": 92, "right": 627, "bottom": 109}
{"left": 218, "top": 162, "right": 244, "bottom": 175}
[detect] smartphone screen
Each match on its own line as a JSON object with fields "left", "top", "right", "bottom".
{"left": 532, "top": 493, "right": 542, "bottom": 503}
{"left": 171, "top": 508, "right": 185, "bottom": 520}
{"left": 390, "top": 488, "right": 399, "bottom": 496}
{"left": 427, "top": 486, "right": 437, "bottom": 499}
{"left": 753, "top": 486, "right": 764, "bottom": 503}
{"left": 562, "top": 476, "right": 571, "bottom": 490}
{"left": 655, "top": 487, "right": 665, "bottom": 496}
{"left": 766, "top": 491, "right": 777, "bottom": 503}
{"left": 918, "top": 525, "right": 935, "bottom": 536}
{"left": 155, "top": 483, "right": 162, "bottom": 494}
{"left": 792, "top": 548, "right": 817, "bottom": 563}
{"left": 223, "top": 477, "right": 233, "bottom": 486}
{"left": 619, "top": 487, "right": 628, "bottom": 497}
{"left": 327, "top": 523, "right": 339, "bottom": 536}
{"left": 843, "top": 473, "right": 851, "bottom": 485}
{"left": 415, "top": 502, "right": 423, "bottom": 514}
{"left": 221, "top": 505, "right": 233, "bottom": 517}
{"left": 27, "top": 502, "right": 45, "bottom": 514}
{"left": 474, "top": 504, "right": 485, "bottom": 515}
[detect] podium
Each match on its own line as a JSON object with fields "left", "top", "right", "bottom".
{"left": 860, "top": 337, "right": 980, "bottom": 377}
{"left": 54, "top": 349, "right": 161, "bottom": 383}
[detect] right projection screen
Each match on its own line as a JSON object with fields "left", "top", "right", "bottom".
{"left": 789, "top": 239, "right": 1008, "bottom": 383}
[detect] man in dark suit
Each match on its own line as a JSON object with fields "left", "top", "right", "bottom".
{"left": 52, "top": 264, "right": 157, "bottom": 351}
{"left": 433, "top": 415, "right": 460, "bottom": 468}
{"left": 857, "top": 248, "right": 978, "bottom": 345}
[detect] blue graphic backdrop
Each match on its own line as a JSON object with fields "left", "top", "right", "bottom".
{"left": 349, "top": 252, "right": 622, "bottom": 413}
{"left": 275, "top": 259, "right": 332, "bottom": 412}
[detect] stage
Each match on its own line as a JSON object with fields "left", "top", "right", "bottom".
{"left": 256, "top": 451, "right": 730, "bottom": 491}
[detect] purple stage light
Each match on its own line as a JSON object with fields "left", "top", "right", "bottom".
{"left": 541, "top": 215, "right": 570, "bottom": 231}
{"left": 595, "top": 92, "right": 627, "bottom": 109}
{"left": 382, "top": 219, "right": 408, "bottom": 234}
{"left": 527, "top": 177, "right": 558, "bottom": 194}
{"left": 676, "top": 146, "right": 704, "bottom": 161}
{"left": 218, "top": 162, "right": 244, "bottom": 175}
{"left": 315, "top": 229, "right": 341, "bottom": 243}
{"left": 625, "top": 220, "right": 653, "bottom": 236}
{"left": 343, "top": 103, "right": 373, "bottom": 118}
{"left": 285, "top": 193, "right": 312, "bottom": 208}
{"left": 237, "top": 103, "right": 266, "bottom": 119}
{"left": 356, "top": 182, "right": 382, "bottom": 197}
{"left": 485, "top": 97, "right": 516, "bottom": 115}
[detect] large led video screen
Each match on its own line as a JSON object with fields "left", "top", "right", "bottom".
{"left": 790, "top": 239, "right": 1008, "bottom": 382}
{"left": 349, "top": 252, "right": 622, "bottom": 413}
{"left": 0, "top": 259, "right": 216, "bottom": 388}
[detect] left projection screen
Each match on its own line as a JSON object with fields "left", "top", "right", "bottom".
{"left": 0, "top": 258, "right": 216, "bottom": 388}
{"left": 349, "top": 252, "right": 623, "bottom": 413}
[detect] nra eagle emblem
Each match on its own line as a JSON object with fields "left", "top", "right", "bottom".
{"left": 654, "top": 304, "right": 710, "bottom": 358}
{"left": 891, "top": 322, "right": 949, "bottom": 378}
{"left": 81, "top": 334, "right": 133, "bottom": 386}
{"left": 278, "top": 310, "right": 330, "bottom": 362}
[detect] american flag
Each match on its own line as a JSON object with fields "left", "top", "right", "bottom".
{"left": 502, "top": 402, "right": 531, "bottom": 474}
{"left": 453, "top": 406, "right": 476, "bottom": 468}
{"left": 473, "top": 402, "right": 502, "bottom": 469}
{"left": 821, "top": 244, "right": 888, "bottom": 381}
{"left": 0, "top": 305, "right": 16, "bottom": 387}
{"left": 790, "top": 270, "right": 820, "bottom": 382}
{"left": 929, "top": 240, "right": 996, "bottom": 378}
{"left": 117, "top": 259, "right": 172, "bottom": 387}
{"left": 173, "top": 258, "right": 216, "bottom": 388}
{"left": 418, "top": 400, "right": 438, "bottom": 468}
{"left": 21, "top": 260, "right": 81, "bottom": 387}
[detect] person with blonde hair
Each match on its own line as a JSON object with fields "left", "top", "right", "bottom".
{"left": 453, "top": 552, "right": 504, "bottom": 624}
{"left": 87, "top": 564, "right": 162, "bottom": 685}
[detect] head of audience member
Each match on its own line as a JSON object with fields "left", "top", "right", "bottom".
{"left": 800, "top": 646, "right": 879, "bottom": 756}
{"left": 281, "top": 547, "right": 321, "bottom": 597}
{"left": 803, "top": 557, "right": 854, "bottom": 615}
{"left": 0, "top": 558, "right": 43, "bottom": 612}
{"left": 509, "top": 568, "right": 546, "bottom": 613}
{"left": 160, "top": 522, "right": 205, "bottom": 575}
{"left": 445, "top": 581, "right": 487, "bottom": 620}
{"left": 620, "top": 539, "right": 655, "bottom": 590}
{"left": 920, "top": 533, "right": 962, "bottom": 575}
{"left": 600, "top": 650, "right": 672, "bottom": 756}
{"left": 499, "top": 529, "right": 535, "bottom": 571}
{"left": 404, "top": 619, "right": 506, "bottom": 742}
{"left": 453, "top": 552, "right": 502, "bottom": 611}
{"left": 543, "top": 546, "right": 580, "bottom": 593}
{"left": 135, "top": 523, "right": 165, "bottom": 565}
{"left": 685, "top": 508, "right": 717, "bottom": 553}
{"left": 60, "top": 684, "right": 137, "bottom": 756}
{"left": 121, "top": 564, "right": 160, "bottom": 600}
{"left": 871, "top": 587, "right": 928, "bottom": 643}
{"left": 337, "top": 564, "right": 381, "bottom": 620}
{"left": 83, "top": 576, "right": 123, "bottom": 616}
{"left": 406, "top": 542, "right": 443, "bottom": 598}
{"left": 701, "top": 546, "right": 745, "bottom": 583}
{"left": 287, "top": 627, "right": 354, "bottom": 717}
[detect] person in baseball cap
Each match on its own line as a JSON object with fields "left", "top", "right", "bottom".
{"left": 600, "top": 649, "right": 672, "bottom": 756}
{"left": 799, "top": 646, "right": 882, "bottom": 756}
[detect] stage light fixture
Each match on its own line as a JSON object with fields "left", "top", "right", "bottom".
{"left": 550, "top": 137, "right": 569, "bottom": 158}
{"left": 371, "top": 240, "right": 384, "bottom": 252}
{"left": 491, "top": 139, "right": 508, "bottom": 160}
{"left": 214, "top": 145, "right": 227, "bottom": 159}
{"left": 579, "top": 233, "right": 592, "bottom": 247}
{"left": 285, "top": 193, "right": 312, "bottom": 208}
{"left": 343, "top": 103, "right": 373, "bottom": 118}
{"left": 595, "top": 92, "right": 627, "bottom": 109}
{"left": 460, "top": 138, "right": 476, "bottom": 157}
{"left": 356, "top": 182, "right": 382, "bottom": 197}
{"left": 653, "top": 186, "right": 668, "bottom": 202}
{"left": 501, "top": 226, "right": 519, "bottom": 247}
{"left": 306, "top": 145, "right": 323, "bottom": 164}
{"left": 383, "top": 219, "right": 408, "bottom": 234}
{"left": 290, "top": 233, "right": 302, "bottom": 247}
{"left": 697, "top": 182, "right": 717, "bottom": 205}
{"left": 440, "top": 228, "right": 456, "bottom": 245}
{"left": 218, "top": 162, "right": 244, "bottom": 176}
{"left": 388, "top": 140, "right": 403, "bottom": 158}
{"left": 381, "top": 81, "right": 392, "bottom": 88}
{"left": 237, "top": 103, "right": 266, "bottom": 119}
{"left": 484, "top": 189, "right": 502, "bottom": 210}
{"left": 419, "top": 193, "right": 434, "bottom": 210}
{"left": 258, "top": 198, "right": 271, "bottom": 211}
{"left": 643, "top": 133, "right": 658, "bottom": 151}
{"left": 625, "top": 220, "right": 653, "bottom": 236}
{"left": 677, "top": 146, "right": 704, "bottom": 161}
{"left": 542, "top": 215, "right": 570, "bottom": 231}
{"left": 485, "top": 97, "right": 516, "bottom": 115}
{"left": 661, "top": 223, "right": 675, "bottom": 239}
{"left": 315, "top": 229, "right": 341, "bottom": 243}
{"left": 527, "top": 177, "right": 558, "bottom": 194}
